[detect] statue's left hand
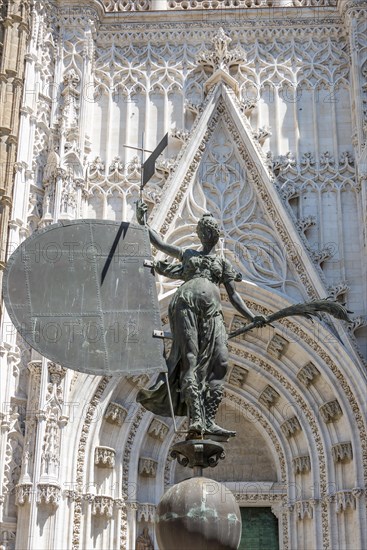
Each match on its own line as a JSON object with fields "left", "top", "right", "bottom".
{"left": 252, "top": 315, "right": 267, "bottom": 328}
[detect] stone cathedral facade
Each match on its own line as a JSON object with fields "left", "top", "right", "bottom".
{"left": 0, "top": 0, "right": 367, "bottom": 548}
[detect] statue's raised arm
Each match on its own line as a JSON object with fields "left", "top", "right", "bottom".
{"left": 136, "top": 200, "right": 182, "bottom": 260}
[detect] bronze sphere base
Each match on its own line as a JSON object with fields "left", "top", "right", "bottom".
{"left": 155, "top": 476, "right": 242, "bottom": 550}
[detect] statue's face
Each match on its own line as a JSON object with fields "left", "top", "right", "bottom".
{"left": 198, "top": 223, "right": 219, "bottom": 247}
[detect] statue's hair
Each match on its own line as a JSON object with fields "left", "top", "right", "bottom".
{"left": 196, "top": 213, "right": 221, "bottom": 239}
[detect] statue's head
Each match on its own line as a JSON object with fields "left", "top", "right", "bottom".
{"left": 197, "top": 213, "right": 220, "bottom": 246}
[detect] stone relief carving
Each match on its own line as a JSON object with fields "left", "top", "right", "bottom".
{"left": 147, "top": 418, "right": 169, "bottom": 441}
{"left": 295, "top": 500, "right": 314, "bottom": 520}
{"left": 91, "top": 495, "right": 114, "bottom": 518}
{"left": 297, "top": 362, "right": 320, "bottom": 386}
{"left": 331, "top": 442, "right": 353, "bottom": 463}
{"left": 281, "top": 417, "right": 301, "bottom": 438}
{"left": 160, "top": 116, "right": 289, "bottom": 292}
{"left": 228, "top": 365, "right": 248, "bottom": 388}
{"left": 335, "top": 491, "right": 356, "bottom": 513}
{"left": 94, "top": 446, "right": 116, "bottom": 468}
{"left": 136, "top": 528, "right": 154, "bottom": 550}
{"left": 258, "top": 385, "right": 280, "bottom": 408}
{"left": 293, "top": 455, "right": 311, "bottom": 474}
{"left": 36, "top": 482, "right": 61, "bottom": 506}
{"left": 137, "top": 503, "right": 156, "bottom": 522}
{"left": 104, "top": 402, "right": 128, "bottom": 426}
{"left": 40, "top": 363, "right": 67, "bottom": 479}
{"left": 319, "top": 400, "right": 343, "bottom": 423}
{"left": 267, "top": 334, "right": 289, "bottom": 359}
{"left": 138, "top": 458, "right": 158, "bottom": 478}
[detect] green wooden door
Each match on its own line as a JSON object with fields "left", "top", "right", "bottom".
{"left": 239, "top": 507, "right": 279, "bottom": 550}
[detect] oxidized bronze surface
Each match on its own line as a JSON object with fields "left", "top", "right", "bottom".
{"left": 3, "top": 220, "right": 166, "bottom": 376}
{"left": 156, "top": 476, "right": 242, "bottom": 550}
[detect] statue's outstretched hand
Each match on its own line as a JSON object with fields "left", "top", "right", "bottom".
{"left": 136, "top": 200, "right": 148, "bottom": 226}
{"left": 252, "top": 315, "right": 267, "bottom": 328}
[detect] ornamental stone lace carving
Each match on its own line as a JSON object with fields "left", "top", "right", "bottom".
{"left": 258, "top": 386, "right": 280, "bottom": 408}
{"left": 104, "top": 402, "right": 128, "bottom": 426}
{"left": 293, "top": 455, "right": 311, "bottom": 474}
{"left": 147, "top": 418, "right": 169, "bottom": 441}
{"left": 281, "top": 417, "right": 301, "bottom": 438}
{"left": 295, "top": 500, "right": 313, "bottom": 520}
{"left": 137, "top": 503, "right": 156, "bottom": 522}
{"left": 100, "top": 0, "right": 151, "bottom": 11}
{"left": 267, "top": 334, "right": 289, "bottom": 359}
{"left": 37, "top": 483, "right": 61, "bottom": 506}
{"left": 297, "top": 362, "right": 320, "bottom": 386}
{"left": 138, "top": 457, "right": 158, "bottom": 477}
{"left": 196, "top": 28, "right": 246, "bottom": 95}
{"left": 91, "top": 495, "right": 114, "bottom": 518}
{"left": 228, "top": 365, "right": 248, "bottom": 388}
{"left": 167, "top": 0, "right": 336, "bottom": 10}
{"left": 335, "top": 491, "right": 357, "bottom": 513}
{"left": 319, "top": 400, "right": 343, "bottom": 423}
{"left": 16, "top": 483, "right": 33, "bottom": 506}
{"left": 95, "top": 446, "right": 116, "bottom": 468}
{"left": 331, "top": 442, "right": 353, "bottom": 463}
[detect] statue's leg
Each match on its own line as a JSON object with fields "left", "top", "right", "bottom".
{"left": 204, "top": 321, "right": 236, "bottom": 438}
{"left": 204, "top": 383, "right": 236, "bottom": 438}
{"left": 178, "top": 309, "right": 204, "bottom": 434}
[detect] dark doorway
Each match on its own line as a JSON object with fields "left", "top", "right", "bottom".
{"left": 239, "top": 507, "right": 279, "bottom": 550}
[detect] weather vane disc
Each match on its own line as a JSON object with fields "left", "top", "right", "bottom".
{"left": 3, "top": 219, "right": 166, "bottom": 376}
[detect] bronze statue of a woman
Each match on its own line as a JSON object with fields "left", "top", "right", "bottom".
{"left": 136, "top": 201, "right": 265, "bottom": 438}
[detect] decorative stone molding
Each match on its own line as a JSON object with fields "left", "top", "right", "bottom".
{"left": 48, "top": 362, "right": 66, "bottom": 385}
{"left": 267, "top": 334, "right": 289, "bottom": 359}
{"left": 228, "top": 365, "right": 248, "bottom": 388}
{"left": 196, "top": 28, "right": 246, "bottom": 96}
{"left": 95, "top": 446, "right": 116, "bottom": 468}
{"left": 281, "top": 417, "right": 301, "bottom": 438}
{"left": 69, "top": 377, "right": 110, "bottom": 550}
{"left": 138, "top": 457, "right": 158, "bottom": 478}
{"left": 293, "top": 455, "right": 311, "bottom": 474}
{"left": 37, "top": 483, "right": 61, "bottom": 506}
{"left": 147, "top": 418, "right": 169, "bottom": 441}
{"left": 172, "top": 128, "right": 191, "bottom": 143}
{"left": 126, "top": 374, "right": 150, "bottom": 389}
{"left": 104, "top": 402, "right": 128, "bottom": 426}
{"left": 295, "top": 500, "right": 313, "bottom": 520}
{"left": 253, "top": 126, "right": 272, "bottom": 146}
{"left": 296, "top": 216, "right": 317, "bottom": 235}
{"left": 331, "top": 442, "right": 353, "bottom": 463}
{"left": 311, "top": 245, "right": 334, "bottom": 266}
{"left": 319, "top": 400, "right": 343, "bottom": 423}
{"left": 137, "top": 503, "right": 156, "bottom": 522}
{"left": 122, "top": 407, "right": 146, "bottom": 499}
{"left": 100, "top": 0, "right": 151, "bottom": 11}
{"left": 258, "top": 385, "right": 280, "bottom": 408}
{"left": 16, "top": 482, "right": 33, "bottom": 505}
{"left": 234, "top": 493, "right": 285, "bottom": 504}
{"left": 327, "top": 281, "right": 349, "bottom": 300}
{"left": 336, "top": 491, "right": 357, "bottom": 513}
{"left": 91, "top": 495, "right": 114, "bottom": 518}
{"left": 297, "top": 362, "right": 320, "bottom": 386}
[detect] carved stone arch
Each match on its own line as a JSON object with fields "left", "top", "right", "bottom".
{"left": 150, "top": 82, "right": 332, "bottom": 303}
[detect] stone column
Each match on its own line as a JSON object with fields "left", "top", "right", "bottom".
{"left": 0, "top": 0, "right": 30, "bottom": 311}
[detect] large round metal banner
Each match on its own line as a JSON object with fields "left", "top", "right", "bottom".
{"left": 3, "top": 220, "right": 166, "bottom": 376}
